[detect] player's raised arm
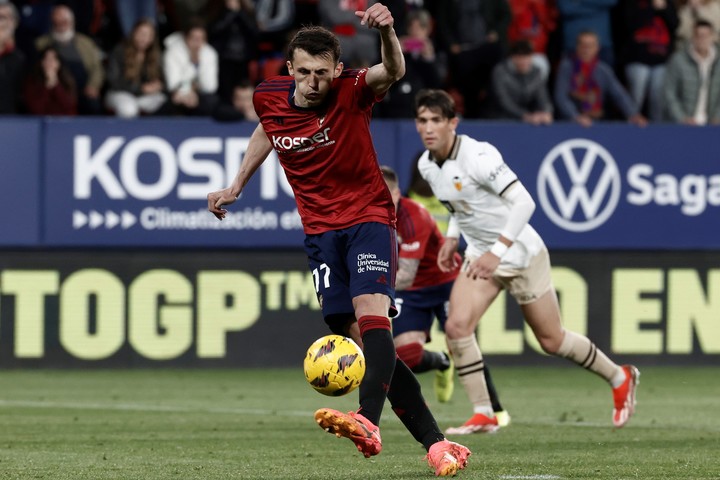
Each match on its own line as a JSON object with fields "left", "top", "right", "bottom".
{"left": 356, "top": 3, "right": 405, "bottom": 95}
{"left": 207, "top": 122, "right": 273, "bottom": 220}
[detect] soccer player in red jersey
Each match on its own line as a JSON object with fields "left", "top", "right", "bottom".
{"left": 381, "top": 165, "right": 510, "bottom": 427}
{"left": 207, "top": 4, "right": 470, "bottom": 476}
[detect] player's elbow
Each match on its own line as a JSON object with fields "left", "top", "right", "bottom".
{"left": 510, "top": 188, "right": 535, "bottom": 214}
{"left": 381, "top": 66, "right": 405, "bottom": 86}
{"left": 384, "top": 56, "right": 406, "bottom": 83}
{"left": 526, "top": 195, "right": 536, "bottom": 214}
{"left": 392, "top": 62, "right": 406, "bottom": 81}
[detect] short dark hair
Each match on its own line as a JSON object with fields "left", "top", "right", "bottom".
{"left": 694, "top": 19, "right": 715, "bottom": 31}
{"left": 414, "top": 89, "right": 456, "bottom": 119}
{"left": 509, "top": 39, "right": 534, "bottom": 57}
{"left": 380, "top": 165, "right": 399, "bottom": 188}
{"left": 183, "top": 17, "right": 206, "bottom": 36}
{"left": 576, "top": 29, "right": 599, "bottom": 43}
{"left": 287, "top": 26, "right": 342, "bottom": 64}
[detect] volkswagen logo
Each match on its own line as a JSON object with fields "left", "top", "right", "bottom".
{"left": 537, "top": 139, "right": 621, "bottom": 232}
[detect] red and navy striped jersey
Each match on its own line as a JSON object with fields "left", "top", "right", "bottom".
{"left": 253, "top": 69, "right": 395, "bottom": 234}
{"left": 397, "top": 197, "right": 460, "bottom": 290}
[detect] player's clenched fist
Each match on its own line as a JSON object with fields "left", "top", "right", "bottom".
{"left": 355, "top": 3, "right": 394, "bottom": 30}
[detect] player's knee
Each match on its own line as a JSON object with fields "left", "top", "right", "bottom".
{"left": 538, "top": 334, "right": 563, "bottom": 355}
{"left": 444, "top": 317, "right": 475, "bottom": 339}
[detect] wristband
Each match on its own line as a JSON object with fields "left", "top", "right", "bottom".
{"left": 490, "top": 241, "right": 508, "bottom": 258}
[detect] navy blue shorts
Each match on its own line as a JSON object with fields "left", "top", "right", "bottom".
{"left": 392, "top": 280, "right": 454, "bottom": 338}
{"left": 303, "top": 222, "right": 397, "bottom": 320}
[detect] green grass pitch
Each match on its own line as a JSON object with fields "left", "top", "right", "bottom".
{"left": 0, "top": 366, "right": 718, "bottom": 479}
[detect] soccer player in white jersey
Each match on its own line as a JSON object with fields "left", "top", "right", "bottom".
{"left": 413, "top": 89, "right": 640, "bottom": 434}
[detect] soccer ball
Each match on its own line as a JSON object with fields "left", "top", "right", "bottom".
{"left": 304, "top": 334, "right": 365, "bottom": 397}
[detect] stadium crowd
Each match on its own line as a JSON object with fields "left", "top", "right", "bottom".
{"left": 1, "top": 0, "right": 720, "bottom": 124}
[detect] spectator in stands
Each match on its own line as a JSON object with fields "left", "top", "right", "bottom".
{"left": 377, "top": 8, "right": 443, "bottom": 118}
{"left": 212, "top": 81, "right": 259, "bottom": 121}
{"left": 319, "top": 0, "right": 379, "bottom": 68}
{"left": 23, "top": 45, "right": 77, "bottom": 115}
{"left": 664, "top": 19, "right": 720, "bottom": 124}
{"left": 676, "top": 0, "right": 720, "bottom": 50}
{"left": 35, "top": 5, "right": 104, "bottom": 114}
{"left": 207, "top": 0, "right": 257, "bottom": 103}
{"left": 399, "top": 8, "right": 438, "bottom": 66}
{"left": 163, "top": 18, "right": 219, "bottom": 116}
{"left": 0, "top": 0, "right": 24, "bottom": 114}
{"left": 14, "top": 0, "right": 101, "bottom": 48}
{"left": 434, "top": 0, "right": 512, "bottom": 118}
{"left": 507, "top": 0, "right": 558, "bottom": 80}
{"left": 554, "top": 30, "right": 647, "bottom": 127}
{"left": 621, "top": 0, "right": 678, "bottom": 122}
{"left": 105, "top": 19, "right": 167, "bottom": 118}
{"left": 490, "top": 40, "right": 553, "bottom": 125}
{"left": 557, "top": 0, "right": 618, "bottom": 66}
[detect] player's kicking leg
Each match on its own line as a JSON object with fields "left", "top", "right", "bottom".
{"left": 315, "top": 310, "right": 396, "bottom": 457}
{"left": 310, "top": 225, "right": 400, "bottom": 455}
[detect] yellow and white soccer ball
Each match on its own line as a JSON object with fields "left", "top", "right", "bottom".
{"left": 304, "top": 334, "right": 365, "bottom": 396}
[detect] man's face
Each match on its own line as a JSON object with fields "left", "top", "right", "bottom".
{"left": 511, "top": 53, "right": 533, "bottom": 74}
{"left": 51, "top": 7, "right": 73, "bottom": 34}
{"left": 692, "top": 25, "right": 715, "bottom": 55}
{"left": 415, "top": 106, "right": 458, "bottom": 154}
{"left": 287, "top": 49, "right": 342, "bottom": 108}
{"left": 0, "top": 6, "right": 16, "bottom": 43}
{"left": 576, "top": 34, "right": 599, "bottom": 62}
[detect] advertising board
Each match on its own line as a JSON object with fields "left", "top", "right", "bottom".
{"left": 1, "top": 250, "right": 716, "bottom": 367}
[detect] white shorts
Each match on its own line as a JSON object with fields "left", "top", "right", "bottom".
{"left": 462, "top": 246, "right": 553, "bottom": 305}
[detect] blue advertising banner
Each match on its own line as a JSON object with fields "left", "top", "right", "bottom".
{"left": 18, "top": 117, "right": 720, "bottom": 249}
{"left": 396, "top": 122, "right": 720, "bottom": 249}
{"left": 43, "top": 118, "right": 399, "bottom": 247}
{"left": 0, "top": 118, "right": 41, "bottom": 246}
